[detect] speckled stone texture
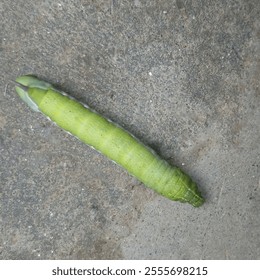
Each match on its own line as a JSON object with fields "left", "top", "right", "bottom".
{"left": 1, "top": 0, "right": 259, "bottom": 259}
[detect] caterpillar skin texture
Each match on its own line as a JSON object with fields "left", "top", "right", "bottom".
{"left": 15, "top": 75, "right": 204, "bottom": 207}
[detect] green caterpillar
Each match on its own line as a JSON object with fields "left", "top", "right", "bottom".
{"left": 15, "top": 75, "right": 204, "bottom": 207}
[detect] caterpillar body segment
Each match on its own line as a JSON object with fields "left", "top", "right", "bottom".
{"left": 15, "top": 75, "right": 204, "bottom": 207}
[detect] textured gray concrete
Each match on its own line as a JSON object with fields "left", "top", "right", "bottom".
{"left": 1, "top": 0, "right": 259, "bottom": 259}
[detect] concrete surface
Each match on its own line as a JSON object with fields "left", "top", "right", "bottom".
{"left": 1, "top": 0, "right": 259, "bottom": 259}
